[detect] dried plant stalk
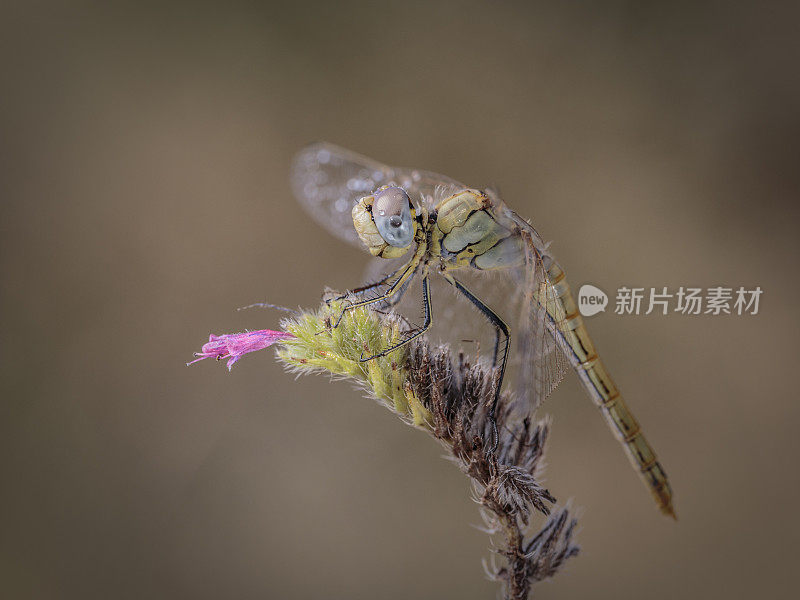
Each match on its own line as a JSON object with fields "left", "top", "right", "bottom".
{"left": 276, "top": 300, "right": 580, "bottom": 599}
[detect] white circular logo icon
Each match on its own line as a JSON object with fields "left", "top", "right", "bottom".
{"left": 578, "top": 284, "right": 608, "bottom": 316}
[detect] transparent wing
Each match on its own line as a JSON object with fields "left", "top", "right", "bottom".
{"left": 291, "top": 143, "right": 394, "bottom": 247}
{"left": 291, "top": 142, "right": 467, "bottom": 246}
{"left": 390, "top": 166, "right": 467, "bottom": 210}
{"left": 510, "top": 222, "right": 570, "bottom": 411}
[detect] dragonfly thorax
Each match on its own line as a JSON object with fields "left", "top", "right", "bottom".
{"left": 432, "top": 188, "right": 526, "bottom": 271}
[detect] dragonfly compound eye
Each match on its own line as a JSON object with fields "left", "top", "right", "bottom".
{"left": 373, "top": 186, "right": 413, "bottom": 247}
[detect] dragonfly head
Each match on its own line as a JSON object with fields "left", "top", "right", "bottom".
{"left": 352, "top": 186, "right": 417, "bottom": 258}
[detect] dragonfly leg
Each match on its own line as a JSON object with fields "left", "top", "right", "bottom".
{"left": 325, "top": 265, "right": 405, "bottom": 306}
{"left": 331, "top": 258, "right": 418, "bottom": 329}
{"left": 442, "top": 273, "right": 509, "bottom": 454}
{"left": 359, "top": 275, "right": 431, "bottom": 362}
{"left": 381, "top": 275, "right": 413, "bottom": 308}
{"left": 491, "top": 329, "right": 501, "bottom": 369}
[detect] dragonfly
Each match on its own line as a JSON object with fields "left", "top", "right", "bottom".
{"left": 291, "top": 142, "right": 674, "bottom": 518}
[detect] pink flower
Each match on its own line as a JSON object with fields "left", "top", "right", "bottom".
{"left": 188, "top": 329, "right": 294, "bottom": 370}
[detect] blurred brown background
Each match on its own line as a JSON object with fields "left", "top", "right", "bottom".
{"left": 1, "top": 1, "right": 798, "bottom": 599}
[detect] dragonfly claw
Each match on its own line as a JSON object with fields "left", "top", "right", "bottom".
{"left": 358, "top": 351, "right": 380, "bottom": 362}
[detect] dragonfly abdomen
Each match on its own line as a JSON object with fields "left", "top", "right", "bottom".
{"left": 545, "top": 258, "right": 675, "bottom": 517}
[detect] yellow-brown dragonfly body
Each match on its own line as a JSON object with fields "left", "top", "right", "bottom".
{"left": 292, "top": 143, "right": 674, "bottom": 517}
